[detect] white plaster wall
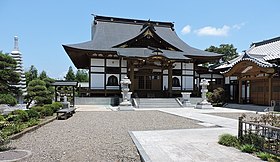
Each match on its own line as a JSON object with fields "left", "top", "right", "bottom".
{"left": 121, "top": 68, "right": 127, "bottom": 73}
{"left": 172, "top": 87, "right": 181, "bottom": 90}
{"left": 225, "top": 77, "right": 230, "bottom": 84}
{"left": 91, "top": 58, "right": 104, "bottom": 66}
{"left": 212, "top": 74, "right": 224, "bottom": 78}
{"left": 121, "top": 60, "right": 127, "bottom": 67}
{"left": 182, "top": 76, "right": 193, "bottom": 90}
{"left": 200, "top": 74, "right": 211, "bottom": 78}
{"left": 230, "top": 76, "right": 237, "bottom": 80}
{"left": 174, "top": 62, "right": 181, "bottom": 69}
{"left": 106, "top": 59, "right": 119, "bottom": 67}
{"left": 182, "top": 70, "right": 193, "bottom": 75}
{"left": 183, "top": 63, "right": 193, "bottom": 69}
{"left": 121, "top": 74, "right": 127, "bottom": 80}
{"left": 163, "top": 70, "right": 168, "bottom": 74}
{"left": 90, "top": 74, "right": 104, "bottom": 89}
{"left": 163, "top": 75, "right": 168, "bottom": 90}
{"left": 91, "top": 67, "right": 104, "bottom": 72}
{"left": 152, "top": 69, "right": 161, "bottom": 72}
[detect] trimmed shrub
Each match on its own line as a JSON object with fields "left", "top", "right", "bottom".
{"left": 26, "top": 118, "right": 39, "bottom": 127}
{"left": 207, "top": 87, "right": 225, "bottom": 106}
{"left": 2, "top": 123, "right": 25, "bottom": 136}
{"left": 0, "top": 131, "right": 10, "bottom": 151}
{"left": 0, "top": 115, "right": 5, "bottom": 121}
{"left": 11, "top": 110, "right": 29, "bottom": 122}
{"left": 42, "top": 106, "right": 53, "bottom": 116}
{"left": 256, "top": 152, "right": 271, "bottom": 161}
{"left": 240, "top": 144, "right": 256, "bottom": 153}
{"left": 240, "top": 133, "right": 264, "bottom": 148}
{"left": 218, "top": 134, "right": 239, "bottom": 147}
{"left": 51, "top": 102, "right": 62, "bottom": 112}
{"left": 0, "top": 94, "right": 17, "bottom": 106}
{"left": 31, "top": 106, "right": 44, "bottom": 117}
{"left": 6, "top": 114, "right": 18, "bottom": 122}
{"left": 26, "top": 109, "right": 40, "bottom": 119}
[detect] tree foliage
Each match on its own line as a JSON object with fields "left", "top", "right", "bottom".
{"left": 0, "top": 52, "right": 20, "bottom": 105}
{"left": 25, "top": 65, "right": 38, "bottom": 85}
{"left": 205, "top": 44, "right": 238, "bottom": 64}
{"left": 39, "top": 70, "right": 47, "bottom": 80}
{"left": 25, "top": 79, "right": 49, "bottom": 108}
{"left": 64, "top": 66, "right": 75, "bottom": 81}
{"left": 75, "top": 69, "right": 88, "bottom": 82}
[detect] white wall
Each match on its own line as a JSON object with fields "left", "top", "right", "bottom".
{"left": 183, "top": 63, "right": 193, "bottom": 69}
{"left": 91, "top": 58, "right": 104, "bottom": 66}
{"left": 106, "top": 59, "right": 119, "bottom": 67}
{"left": 90, "top": 74, "right": 104, "bottom": 89}
{"left": 163, "top": 75, "right": 168, "bottom": 90}
{"left": 91, "top": 67, "right": 104, "bottom": 72}
{"left": 182, "top": 70, "right": 193, "bottom": 75}
{"left": 173, "top": 62, "right": 181, "bottom": 69}
{"left": 121, "top": 60, "right": 127, "bottom": 67}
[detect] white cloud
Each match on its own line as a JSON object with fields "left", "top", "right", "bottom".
{"left": 181, "top": 25, "right": 191, "bottom": 35}
{"left": 232, "top": 22, "right": 246, "bottom": 30}
{"left": 195, "top": 25, "right": 230, "bottom": 36}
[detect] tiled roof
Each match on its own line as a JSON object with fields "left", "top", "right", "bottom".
{"left": 220, "top": 52, "right": 276, "bottom": 74}
{"left": 247, "top": 36, "right": 280, "bottom": 60}
{"left": 216, "top": 36, "right": 280, "bottom": 73}
{"left": 64, "top": 15, "right": 221, "bottom": 58}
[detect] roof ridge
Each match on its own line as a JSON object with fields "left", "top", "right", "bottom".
{"left": 250, "top": 36, "right": 280, "bottom": 47}
{"left": 93, "top": 15, "right": 174, "bottom": 29}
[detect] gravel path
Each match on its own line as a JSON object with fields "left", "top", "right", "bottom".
{"left": 11, "top": 110, "right": 204, "bottom": 162}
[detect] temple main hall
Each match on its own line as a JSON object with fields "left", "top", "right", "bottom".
{"left": 63, "top": 15, "right": 222, "bottom": 97}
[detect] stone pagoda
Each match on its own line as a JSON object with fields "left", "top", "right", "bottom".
{"left": 10, "top": 36, "right": 27, "bottom": 104}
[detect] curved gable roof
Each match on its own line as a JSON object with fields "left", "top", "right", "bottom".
{"left": 64, "top": 15, "right": 221, "bottom": 57}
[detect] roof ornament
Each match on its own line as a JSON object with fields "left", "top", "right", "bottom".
{"left": 14, "top": 36, "right": 19, "bottom": 51}
{"left": 141, "top": 19, "right": 156, "bottom": 31}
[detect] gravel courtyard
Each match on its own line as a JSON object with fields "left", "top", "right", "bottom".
{"left": 11, "top": 110, "right": 204, "bottom": 162}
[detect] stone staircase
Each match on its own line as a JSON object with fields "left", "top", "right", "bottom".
{"left": 136, "top": 98, "right": 182, "bottom": 108}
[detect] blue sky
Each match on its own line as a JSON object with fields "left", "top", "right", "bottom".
{"left": 1, "top": 0, "right": 280, "bottom": 79}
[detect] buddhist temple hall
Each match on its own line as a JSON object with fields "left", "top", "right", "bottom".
{"left": 216, "top": 36, "right": 280, "bottom": 106}
{"left": 63, "top": 15, "right": 223, "bottom": 98}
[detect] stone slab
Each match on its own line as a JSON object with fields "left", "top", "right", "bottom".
{"left": 130, "top": 128, "right": 261, "bottom": 162}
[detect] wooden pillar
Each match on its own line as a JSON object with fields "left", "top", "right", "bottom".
{"left": 268, "top": 76, "right": 272, "bottom": 105}
{"left": 238, "top": 78, "right": 242, "bottom": 104}
{"left": 73, "top": 85, "right": 75, "bottom": 107}
{"left": 168, "top": 65, "right": 173, "bottom": 97}
{"left": 130, "top": 63, "right": 135, "bottom": 92}
{"left": 55, "top": 86, "right": 57, "bottom": 102}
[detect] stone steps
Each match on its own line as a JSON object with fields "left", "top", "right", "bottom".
{"left": 137, "top": 98, "right": 181, "bottom": 108}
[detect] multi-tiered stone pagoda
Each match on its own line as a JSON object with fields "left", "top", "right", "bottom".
{"left": 10, "top": 36, "right": 27, "bottom": 104}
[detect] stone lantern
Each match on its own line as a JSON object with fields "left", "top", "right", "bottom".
{"left": 118, "top": 76, "right": 134, "bottom": 111}
{"left": 195, "top": 79, "right": 213, "bottom": 109}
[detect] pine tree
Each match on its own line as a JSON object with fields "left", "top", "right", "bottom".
{"left": 65, "top": 66, "right": 75, "bottom": 81}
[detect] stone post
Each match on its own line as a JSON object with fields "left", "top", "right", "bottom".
{"left": 195, "top": 79, "right": 213, "bottom": 109}
{"left": 118, "top": 76, "right": 134, "bottom": 111}
{"left": 181, "top": 92, "right": 192, "bottom": 107}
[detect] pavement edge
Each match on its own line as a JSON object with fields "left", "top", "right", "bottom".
{"left": 128, "top": 131, "right": 152, "bottom": 162}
